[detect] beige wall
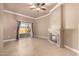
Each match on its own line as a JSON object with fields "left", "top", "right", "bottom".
{"left": 0, "top": 3, "right": 4, "bottom": 47}
{"left": 2, "top": 13, "right": 17, "bottom": 40}
{"left": 49, "top": 6, "right": 61, "bottom": 33}
{"left": 34, "top": 6, "right": 61, "bottom": 40}
{"left": 49, "top": 3, "right": 78, "bottom": 50}
{"left": 48, "top": 3, "right": 78, "bottom": 50}
{"left": 48, "top": 6, "right": 62, "bottom": 47}
{"left": 34, "top": 4, "right": 78, "bottom": 50}
{"left": 0, "top": 13, "right": 3, "bottom": 47}
{"left": 63, "top": 4, "right": 78, "bottom": 50}
{"left": 34, "top": 16, "right": 50, "bottom": 39}
{"left": 77, "top": 4, "right": 79, "bottom": 50}
{"left": 2, "top": 12, "right": 35, "bottom": 40}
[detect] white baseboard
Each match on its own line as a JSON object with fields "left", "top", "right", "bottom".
{"left": 48, "top": 39, "right": 59, "bottom": 47}
{"left": 3, "top": 39, "right": 16, "bottom": 43}
{"left": 34, "top": 35, "right": 48, "bottom": 39}
{"left": 64, "top": 45, "right": 79, "bottom": 55}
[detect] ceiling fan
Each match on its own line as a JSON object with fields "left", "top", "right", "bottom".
{"left": 29, "top": 3, "right": 47, "bottom": 11}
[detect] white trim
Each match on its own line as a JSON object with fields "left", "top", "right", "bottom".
{"left": 3, "top": 39, "right": 16, "bottom": 43}
{"left": 3, "top": 10, "right": 35, "bottom": 19}
{"left": 48, "top": 39, "right": 59, "bottom": 47}
{"left": 49, "top": 3, "right": 63, "bottom": 13}
{"left": 64, "top": 45, "right": 79, "bottom": 55}
{"left": 35, "top": 3, "right": 63, "bottom": 19}
{"left": 34, "top": 35, "right": 48, "bottom": 39}
{"left": 2, "top": 3, "right": 63, "bottom": 20}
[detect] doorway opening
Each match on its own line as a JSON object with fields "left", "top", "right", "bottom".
{"left": 16, "top": 21, "right": 33, "bottom": 40}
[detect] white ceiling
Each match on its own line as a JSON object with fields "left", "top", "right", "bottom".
{"left": 4, "top": 3, "right": 57, "bottom": 18}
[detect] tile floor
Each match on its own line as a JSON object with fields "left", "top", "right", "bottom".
{"left": 0, "top": 38, "right": 77, "bottom": 56}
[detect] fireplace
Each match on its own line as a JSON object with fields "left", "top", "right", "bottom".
{"left": 48, "top": 26, "right": 60, "bottom": 47}
{"left": 49, "top": 33, "right": 58, "bottom": 43}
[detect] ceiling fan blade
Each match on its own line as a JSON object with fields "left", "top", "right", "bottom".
{"left": 29, "top": 5, "right": 36, "bottom": 9}
{"left": 40, "top": 6, "right": 47, "bottom": 10}
{"left": 41, "top": 8, "right": 47, "bottom": 10}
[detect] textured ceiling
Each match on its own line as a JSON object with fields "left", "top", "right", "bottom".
{"left": 4, "top": 3, "right": 57, "bottom": 18}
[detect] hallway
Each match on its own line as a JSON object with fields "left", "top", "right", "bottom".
{"left": 0, "top": 38, "right": 77, "bottom": 56}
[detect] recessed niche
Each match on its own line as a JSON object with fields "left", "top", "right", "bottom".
{"left": 49, "top": 33, "right": 60, "bottom": 46}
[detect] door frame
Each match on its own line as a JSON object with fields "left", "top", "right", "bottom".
{"left": 16, "top": 21, "right": 33, "bottom": 40}
{"left": 16, "top": 21, "right": 21, "bottom": 40}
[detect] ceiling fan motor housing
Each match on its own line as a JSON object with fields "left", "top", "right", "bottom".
{"left": 34, "top": 3, "right": 45, "bottom": 7}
